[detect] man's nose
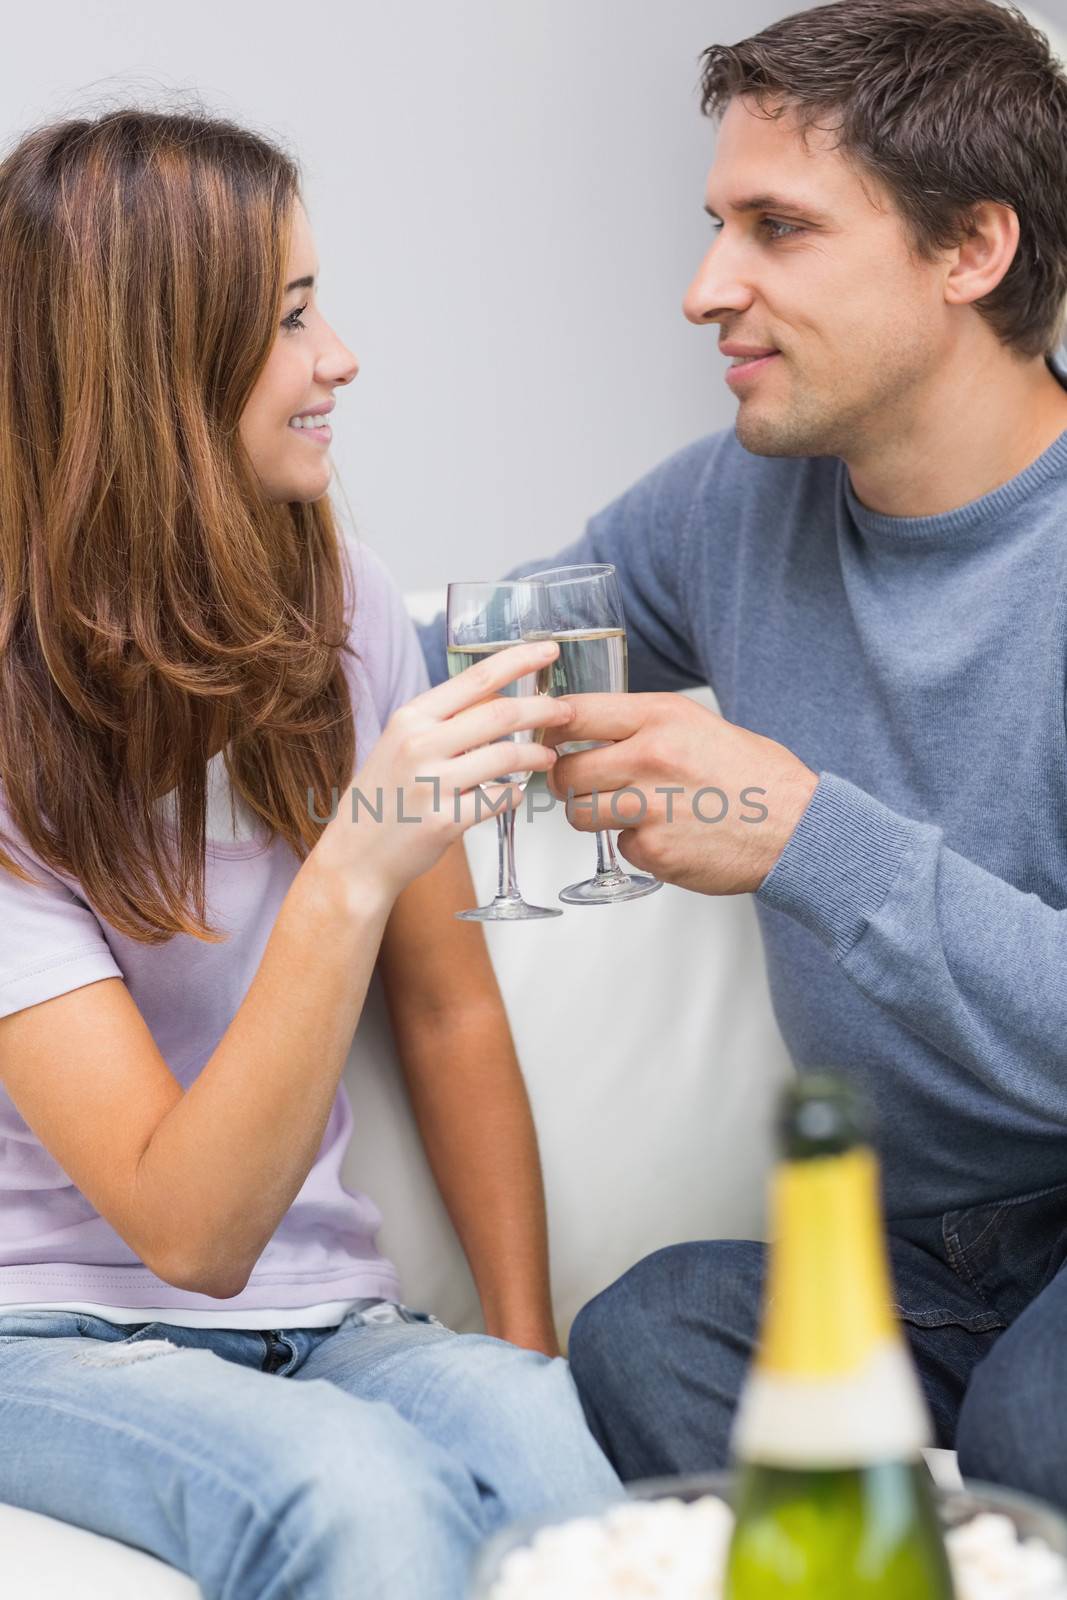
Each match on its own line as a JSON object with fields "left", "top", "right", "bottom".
{"left": 682, "top": 240, "right": 755, "bottom": 326}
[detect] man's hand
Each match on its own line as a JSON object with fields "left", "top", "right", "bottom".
{"left": 546, "top": 693, "right": 819, "bottom": 896}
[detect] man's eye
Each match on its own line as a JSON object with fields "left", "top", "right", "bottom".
{"left": 282, "top": 303, "right": 309, "bottom": 332}
{"left": 760, "top": 218, "right": 804, "bottom": 241}
{"left": 706, "top": 218, "right": 804, "bottom": 241}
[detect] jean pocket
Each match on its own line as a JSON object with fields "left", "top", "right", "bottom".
{"left": 73, "top": 1315, "right": 164, "bottom": 1345}
{"left": 888, "top": 1232, "right": 1006, "bottom": 1335}
{"left": 339, "top": 1299, "right": 451, "bottom": 1333}
{"left": 944, "top": 1177, "right": 1067, "bottom": 1324}
{"left": 395, "top": 1305, "right": 453, "bottom": 1333}
{"left": 0, "top": 1311, "right": 86, "bottom": 1343}
{"left": 893, "top": 1302, "right": 1004, "bottom": 1334}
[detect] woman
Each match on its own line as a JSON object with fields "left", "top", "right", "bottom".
{"left": 0, "top": 109, "right": 617, "bottom": 1598}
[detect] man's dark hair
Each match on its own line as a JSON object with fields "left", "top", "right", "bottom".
{"left": 700, "top": 0, "right": 1067, "bottom": 357}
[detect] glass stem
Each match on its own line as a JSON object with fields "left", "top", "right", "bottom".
{"left": 495, "top": 805, "right": 522, "bottom": 902}
{"left": 595, "top": 828, "right": 626, "bottom": 880}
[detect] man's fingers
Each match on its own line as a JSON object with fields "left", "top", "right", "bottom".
{"left": 561, "top": 787, "right": 646, "bottom": 832}
{"left": 549, "top": 744, "right": 631, "bottom": 799}
{"left": 544, "top": 693, "right": 645, "bottom": 745}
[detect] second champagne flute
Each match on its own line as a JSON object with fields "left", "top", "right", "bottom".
{"left": 446, "top": 580, "right": 563, "bottom": 921}
{"left": 532, "top": 563, "right": 662, "bottom": 905}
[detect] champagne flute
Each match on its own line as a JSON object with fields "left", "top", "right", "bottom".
{"left": 446, "top": 580, "right": 563, "bottom": 921}
{"left": 531, "top": 563, "right": 662, "bottom": 906}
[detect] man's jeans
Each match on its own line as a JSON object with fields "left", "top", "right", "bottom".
{"left": 569, "top": 1178, "right": 1067, "bottom": 1508}
{"left": 0, "top": 1299, "right": 619, "bottom": 1599}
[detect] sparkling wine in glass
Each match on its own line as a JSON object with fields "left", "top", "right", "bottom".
{"left": 531, "top": 563, "right": 662, "bottom": 905}
{"left": 445, "top": 580, "right": 562, "bottom": 921}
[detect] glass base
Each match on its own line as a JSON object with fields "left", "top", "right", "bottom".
{"left": 456, "top": 898, "right": 564, "bottom": 921}
{"left": 558, "top": 870, "right": 662, "bottom": 906}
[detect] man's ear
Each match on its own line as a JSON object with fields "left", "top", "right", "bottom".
{"left": 943, "top": 201, "right": 1020, "bottom": 309}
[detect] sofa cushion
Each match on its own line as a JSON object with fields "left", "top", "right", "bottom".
{"left": 0, "top": 1502, "right": 198, "bottom": 1597}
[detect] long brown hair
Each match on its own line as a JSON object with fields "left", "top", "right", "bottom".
{"left": 700, "top": 0, "right": 1067, "bottom": 358}
{"left": 0, "top": 109, "right": 357, "bottom": 943}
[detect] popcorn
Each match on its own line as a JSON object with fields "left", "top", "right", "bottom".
{"left": 946, "top": 1513, "right": 1067, "bottom": 1600}
{"left": 482, "top": 1496, "right": 1067, "bottom": 1600}
{"left": 484, "top": 1498, "right": 733, "bottom": 1600}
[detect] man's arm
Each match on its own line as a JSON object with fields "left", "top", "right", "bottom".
{"left": 549, "top": 691, "right": 1067, "bottom": 1122}
{"left": 418, "top": 438, "right": 715, "bottom": 692}
{"left": 756, "top": 772, "right": 1067, "bottom": 1121}
{"left": 377, "top": 839, "right": 559, "bottom": 1356}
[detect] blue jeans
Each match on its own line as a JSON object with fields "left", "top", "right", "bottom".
{"left": 0, "top": 1298, "right": 619, "bottom": 1598}
{"left": 569, "top": 1179, "right": 1067, "bottom": 1507}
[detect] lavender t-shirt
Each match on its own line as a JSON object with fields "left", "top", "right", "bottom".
{"left": 0, "top": 542, "right": 428, "bottom": 1314}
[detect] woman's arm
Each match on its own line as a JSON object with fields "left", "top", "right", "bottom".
{"left": 0, "top": 643, "right": 571, "bottom": 1298}
{"left": 377, "top": 839, "right": 559, "bottom": 1357}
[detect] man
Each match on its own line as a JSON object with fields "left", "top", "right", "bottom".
{"left": 419, "top": 0, "right": 1067, "bottom": 1508}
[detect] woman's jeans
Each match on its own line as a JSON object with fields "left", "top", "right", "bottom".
{"left": 568, "top": 1178, "right": 1067, "bottom": 1509}
{"left": 0, "top": 1298, "right": 619, "bottom": 1599}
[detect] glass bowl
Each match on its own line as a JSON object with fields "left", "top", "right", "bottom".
{"left": 470, "top": 1470, "right": 1067, "bottom": 1597}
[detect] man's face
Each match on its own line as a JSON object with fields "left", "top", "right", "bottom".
{"left": 684, "top": 95, "right": 951, "bottom": 460}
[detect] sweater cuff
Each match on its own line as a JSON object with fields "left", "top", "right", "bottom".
{"left": 756, "top": 772, "right": 917, "bottom": 960}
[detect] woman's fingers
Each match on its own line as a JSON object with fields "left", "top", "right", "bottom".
{"left": 451, "top": 786, "right": 522, "bottom": 830}
{"left": 441, "top": 688, "right": 573, "bottom": 758}
{"left": 421, "top": 639, "right": 560, "bottom": 720}
{"left": 444, "top": 738, "right": 559, "bottom": 797}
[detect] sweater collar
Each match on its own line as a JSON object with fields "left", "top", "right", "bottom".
{"left": 842, "top": 351, "right": 1067, "bottom": 547}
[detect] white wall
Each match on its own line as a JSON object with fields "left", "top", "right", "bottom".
{"left": 4, "top": 1, "right": 1064, "bottom": 589}
{"left": 1, "top": 0, "right": 794, "bottom": 591}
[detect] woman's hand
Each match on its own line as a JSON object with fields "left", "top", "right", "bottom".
{"left": 313, "top": 639, "right": 572, "bottom": 904}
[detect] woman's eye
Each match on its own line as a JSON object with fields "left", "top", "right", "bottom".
{"left": 282, "top": 303, "right": 309, "bottom": 332}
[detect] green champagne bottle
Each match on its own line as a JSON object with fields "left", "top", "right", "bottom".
{"left": 724, "top": 1075, "right": 955, "bottom": 1599}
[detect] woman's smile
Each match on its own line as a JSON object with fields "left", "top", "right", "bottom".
{"left": 288, "top": 401, "right": 335, "bottom": 443}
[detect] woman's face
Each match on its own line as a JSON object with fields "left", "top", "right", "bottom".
{"left": 239, "top": 201, "right": 359, "bottom": 504}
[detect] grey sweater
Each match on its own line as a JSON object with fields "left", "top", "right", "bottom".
{"left": 419, "top": 354, "right": 1067, "bottom": 1218}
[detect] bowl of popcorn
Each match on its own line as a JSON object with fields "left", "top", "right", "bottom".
{"left": 472, "top": 1473, "right": 1067, "bottom": 1599}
